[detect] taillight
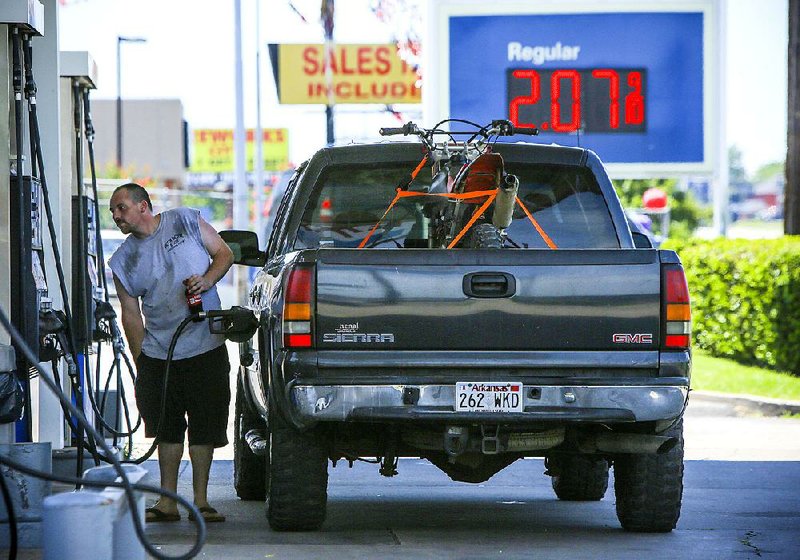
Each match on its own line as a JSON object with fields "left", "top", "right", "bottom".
{"left": 662, "top": 266, "right": 691, "bottom": 349}
{"left": 283, "top": 264, "right": 314, "bottom": 348}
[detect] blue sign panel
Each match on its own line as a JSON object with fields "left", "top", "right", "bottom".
{"left": 448, "top": 12, "right": 705, "bottom": 165}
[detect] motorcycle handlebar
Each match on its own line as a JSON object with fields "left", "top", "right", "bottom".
{"left": 511, "top": 126, "right": 540, "bottom": 136}
{"left": 379, "top": 120, "right": 540, "bottom": 139}
{"left": 379, "top": 127, "right": 406, "bottom": 136}
{"left": 379, "top": 122, "right": 420, "bottom": 137}
{"left": 490, "top": 119, "right": 539, "bottom": 136}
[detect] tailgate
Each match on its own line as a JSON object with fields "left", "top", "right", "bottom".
{"left": 314, "top": 249, "right": 661, "bottom": 351}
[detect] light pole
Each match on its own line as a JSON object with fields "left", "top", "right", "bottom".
{"left": 255, "top": 0, "right": 265, "bottom": 245}
{"left": 116, "top": 36, "right": 147, "bottom": 169}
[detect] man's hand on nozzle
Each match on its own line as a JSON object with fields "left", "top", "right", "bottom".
{"left": 183, "top": 274, "right": 211, "bottom": 295}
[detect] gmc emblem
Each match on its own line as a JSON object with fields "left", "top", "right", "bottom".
{"left": 612, "top": 333, "right": 654, "bottom": 344}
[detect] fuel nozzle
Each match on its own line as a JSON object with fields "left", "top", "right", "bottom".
{"left": 93, "top": 300, "right": 118, "bottom": 342}
{"left": 38, "top": 302, "right": 64, "bottom": 362}
{"left": 37, "top": 306, "right": 77, "bottom": 380}
{"left": 94, "top": 301, "right": 117, "bottom": 321}
{"left": 39, "top": 303, "right": 65, "bottom": 336}
{"left": 200, "top": 306, "right": 258, "bottom": 343}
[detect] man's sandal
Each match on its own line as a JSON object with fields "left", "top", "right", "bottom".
{"left": 145, "top": 507, "right": 180, "bottom": 523}
{"left": 188, "top": 506, "right": 226, "bottom": 523}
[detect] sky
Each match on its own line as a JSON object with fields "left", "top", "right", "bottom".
{"left": 57, "top": 0, "right": 789, "bottom": 177}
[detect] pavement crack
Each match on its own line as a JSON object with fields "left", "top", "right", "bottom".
{"left": 387, "top": 527, "right": 401, "bottom": 546}
{"left": 739, "top": 530, "right": 762, "bottom": 557}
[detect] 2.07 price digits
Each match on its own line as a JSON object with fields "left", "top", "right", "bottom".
{"left": 506, "top": 68, "right": 647, "bottom": 134}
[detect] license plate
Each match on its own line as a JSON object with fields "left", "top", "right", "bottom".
{"left": 455, "top": 382, "right": 524, "bottom": 412}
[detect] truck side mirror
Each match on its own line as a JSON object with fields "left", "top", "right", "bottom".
{"left": 220, "top": 230, "right": 267, "bottom": 267}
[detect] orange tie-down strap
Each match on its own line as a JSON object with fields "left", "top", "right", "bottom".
{"left": 357, "top": 189, "right": 558, "bottom": 250}
{"left": 515, "top": 196, "right": 558, "bottom": 250}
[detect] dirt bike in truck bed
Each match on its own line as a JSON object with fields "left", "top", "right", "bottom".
{"left": 220, "top": 120, "right": 691, "bottom": 533}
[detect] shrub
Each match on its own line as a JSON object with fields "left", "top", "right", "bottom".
{"left": 663, "top": 237, "right": 800, "bottom": 375}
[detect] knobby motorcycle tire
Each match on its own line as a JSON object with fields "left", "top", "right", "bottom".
{"left": 469, "top": 222, "right": 503, "bottom": 249}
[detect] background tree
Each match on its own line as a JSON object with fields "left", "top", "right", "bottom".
{"left": 613, "top": 178, "right": 709, "bottom": 240}
{"left": 728, "top": 145, "right": 748, "bottom": 183}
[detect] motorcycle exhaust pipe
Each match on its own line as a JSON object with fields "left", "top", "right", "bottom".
{"left": 580, "top": 432, "right": 678, "bottom": 455}
{"left": 492, "top": 173, "right": 519, "bottom": 229}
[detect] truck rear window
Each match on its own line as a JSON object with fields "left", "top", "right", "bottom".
{"left": 293, "top": 162, "right": 619, "bottom": 249}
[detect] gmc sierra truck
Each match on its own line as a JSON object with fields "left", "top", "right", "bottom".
{"left": 221, "top": 137, "right": 691, "bottom": 534}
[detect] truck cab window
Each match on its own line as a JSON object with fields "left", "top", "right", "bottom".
{"left": 504, "top": 164, "right": 620, "bottom": 249}
{"left": 293, "top": 162, "right": 618, "bottom": 250}
{"left": 294, "top": 164, "right": 432, "bottom": 250}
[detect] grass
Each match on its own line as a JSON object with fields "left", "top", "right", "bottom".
{"left": 691, "top": 349, "right": 800, "bottom": 401}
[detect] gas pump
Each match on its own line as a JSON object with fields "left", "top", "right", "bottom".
{"left": 9, "top": 176, "right": 46, "bottom": 357}
{"left": 2, "top": 2, "right": 104, "bottom": 475}
{"left": 0, "top": 5, "right": 210, "bottom": 557}
{"left": 71, "top": 185, "right": 101, "bottom": 351}
{"left": 65, "top": 56, "right": 102, "bottom": 437}
{"left": 64, "top": 55, "right": 102, "bottom": 350}
{"left": 62, "top": 52, "right": 133, "bottom": 448}
{"left": 0, "top": 1, "right": 54, "bottom": 551}
{"left": 1, "top": 2, "right": 47, "bottom": 445}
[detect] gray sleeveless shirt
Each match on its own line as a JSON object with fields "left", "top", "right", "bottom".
{"left": 109, "top": 207, "right": 224, "bottom": 360}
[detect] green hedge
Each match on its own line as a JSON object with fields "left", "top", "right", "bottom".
{"left": 663, "top": 237, "right": 800, "bottom": 375}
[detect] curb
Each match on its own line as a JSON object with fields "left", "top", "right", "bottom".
{"left": 690, "top": 390, "right": 800, "bottom": 417}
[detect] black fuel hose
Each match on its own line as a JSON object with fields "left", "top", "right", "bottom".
{"left": 78, "top": 84, "right": 137, "bottom": 444}
{"left": 71, "top": 313, "right": 196, "bottom": 465}
{"left": 0, "top": 306, "right": 206, "bottom": 560}
{"left": 81, "top": 86, "right": 141, "bottom": 450}
{"left": 69, "top": 80, "right": 101, "bottom": 458}
{"left": 122, "top": 315, "right": 197, "bottom": 464}
{"left": 11, "top": 27, "right": 33, "bottom": 456}
{"left": 82, "top": 88, "right": 109, "bottom": 302}
{"left": 83, "top": 344, "right": 141, "bottom": 439}
{"left": 20, "top": 33, "right": 101, "bottom": 475}
{"left": 0, "top": 460, "right": 17, "bottom": 560}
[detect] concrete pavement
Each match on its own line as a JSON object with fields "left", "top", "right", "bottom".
{"left": 5, "top": 380, "right": 800, "bottom": 559}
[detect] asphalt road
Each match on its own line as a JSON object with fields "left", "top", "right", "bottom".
{"left": 52, "top": 318, "right": 800, "bottom": 559}
{"left": 139, "top": 400, "right": 800, "bottom": 560}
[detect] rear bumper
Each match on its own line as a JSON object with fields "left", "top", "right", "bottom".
{"left": 289, "top": 384, "right": 688, "bottom": 424}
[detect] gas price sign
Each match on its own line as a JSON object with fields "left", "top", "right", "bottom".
{"left": 507, "top": 67, "right": 647, "bottom": 133}
{"left": 428, "top": 1, "right": 720, "bottom": 176}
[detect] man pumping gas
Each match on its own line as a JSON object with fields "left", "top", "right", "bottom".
{"left": 108, "top": 183, "right": 234, "bottom": 523}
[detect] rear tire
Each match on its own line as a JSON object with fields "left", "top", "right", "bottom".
{"left": 550, "top": 455, "right": 609, "bottom": 501}
{"left": 266, "top": 411, "right": 329, "bottom": 531}
{"left": 233, "top": 376, "right": 267, "bottom": 501}
{"left": 614, "top": 420, "right": 684, "bottom": 532}
{"left": 469, "top": 222, "right": 503, "bottom": 248}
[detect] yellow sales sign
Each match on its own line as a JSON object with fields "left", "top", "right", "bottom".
{"left": 271, "top": 44, "right": 421, "bottom": 105}
{"left": 191, "top": 129, "right": 290, "bottom": 173}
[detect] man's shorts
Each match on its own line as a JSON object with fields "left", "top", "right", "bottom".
{"left": 135, "top": 344, "right": 230, "bottom": 447}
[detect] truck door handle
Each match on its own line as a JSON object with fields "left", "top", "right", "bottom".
{"left": 463, "top": 272, "right": 516, "bottom": 298}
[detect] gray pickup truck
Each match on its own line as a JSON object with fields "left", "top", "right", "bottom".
{"left": 222, "top": 135, "right": 691, "bottom": 534}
